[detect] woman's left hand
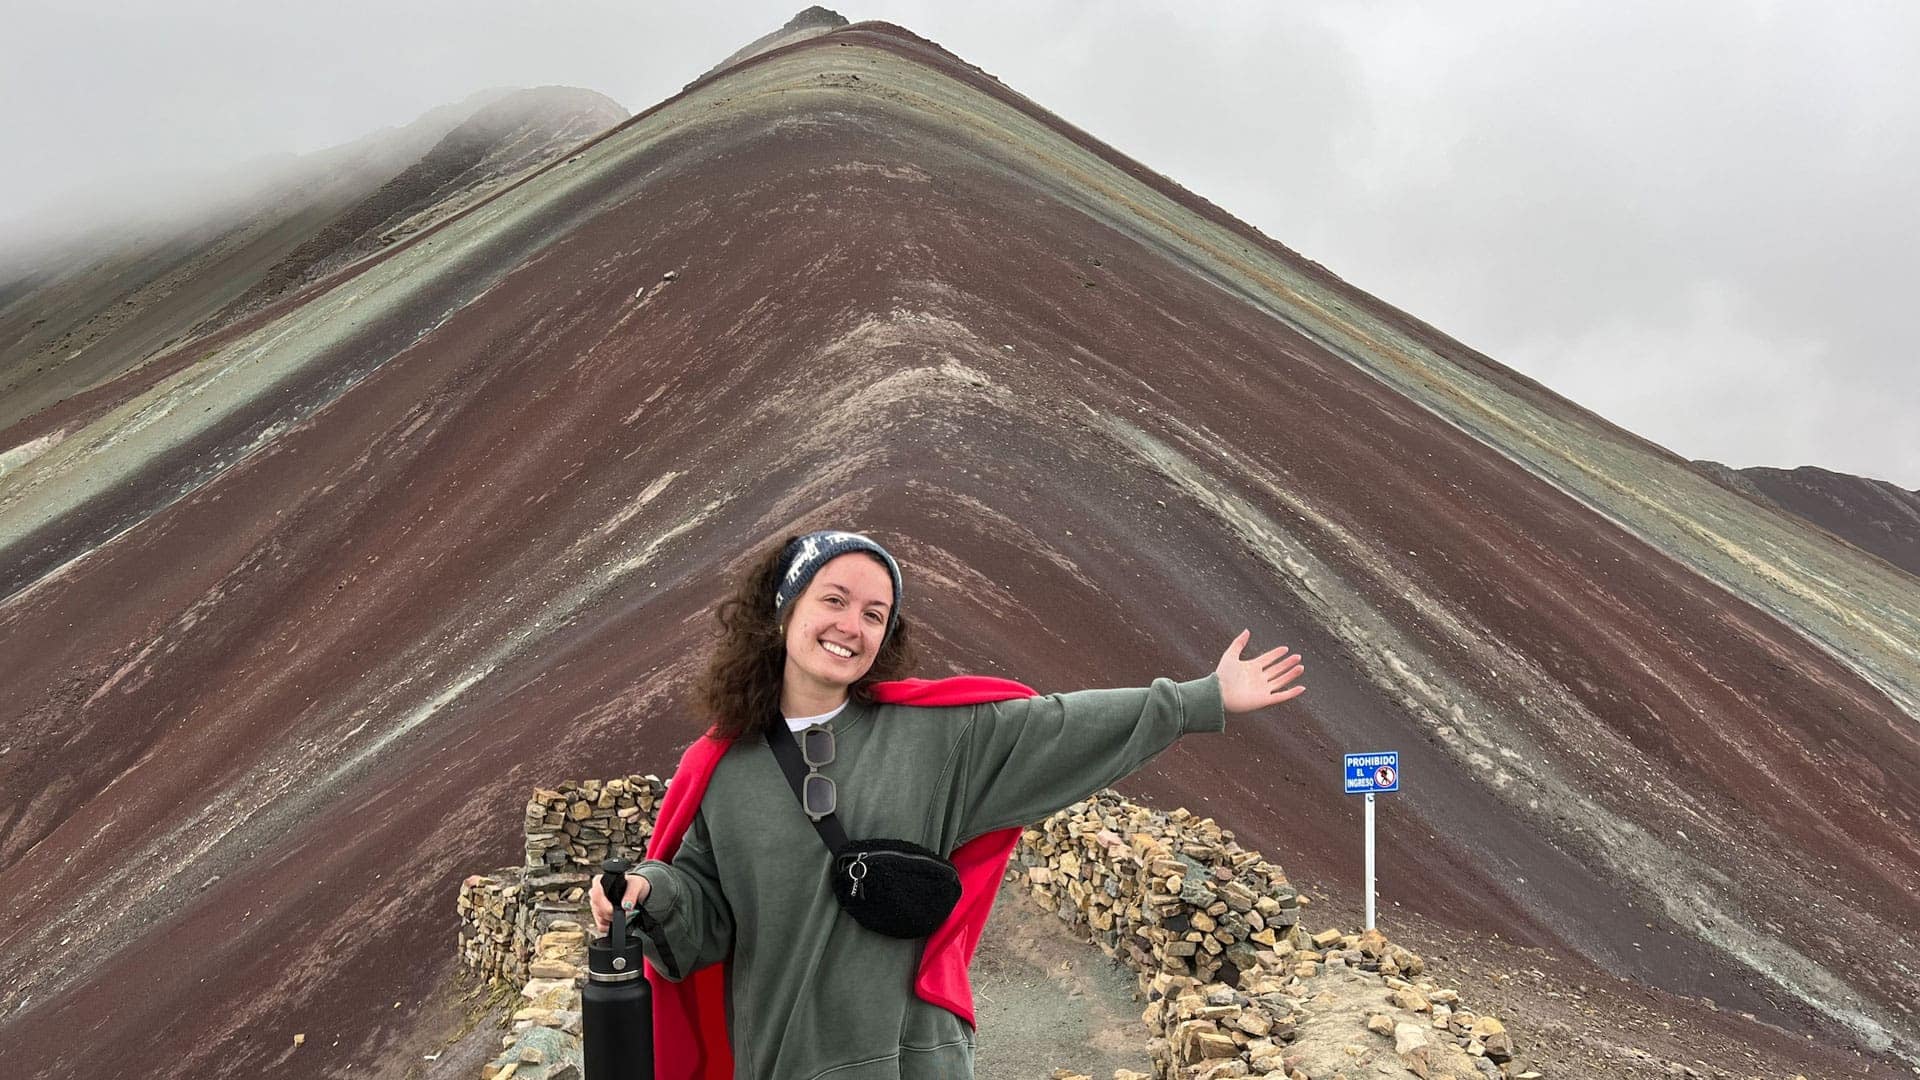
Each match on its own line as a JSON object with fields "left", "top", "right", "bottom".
{"left": 1215, "top": 630, "right": 1306, "bottom": 714}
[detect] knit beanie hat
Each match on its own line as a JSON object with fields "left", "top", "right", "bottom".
{"left": 773, "top": 530, "right": 904, "bottom": 639}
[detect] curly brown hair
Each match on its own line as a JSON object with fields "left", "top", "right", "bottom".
{"left": 694, "top": 533, "right": 919, "bottom": 741}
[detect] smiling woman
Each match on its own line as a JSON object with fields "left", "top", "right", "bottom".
{"left": 774, "top": 534, "right": 905, "bottom": 718}
{"left": 677, "top": 530, "right": 923, "bottom": 747}
{"left": 587, "top": 528, "right": 1305, "bottom": 1080}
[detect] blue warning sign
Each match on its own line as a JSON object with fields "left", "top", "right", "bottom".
{"left": 1344, "top": 751, "right": 1400, "bottom": 794}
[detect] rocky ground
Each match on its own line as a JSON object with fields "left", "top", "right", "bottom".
{"left": 1288, "top": 878, "right": 1909, "bottom": 1080}
{"left": 976, "top": 871, "right": 1911, "bottom": 1080}
{"left": 391, "top": 871, "right": 1904, "bottom": 1080}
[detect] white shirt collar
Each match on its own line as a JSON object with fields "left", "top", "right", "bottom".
{"left": 784, "top": 700, "right": 849, "bottom": 732}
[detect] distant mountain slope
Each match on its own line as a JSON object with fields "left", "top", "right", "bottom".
{"left": 0, "top": 87, "right": 625, "bottom": 435}
{"left": 1697, "top": 460, "right": 1920, "bottom": 579}
{"left": 0, "top": 15, "right": 1914, "bottom": 1080}
{"left": 208, "top": 87, "right": 626, "bottom": 327}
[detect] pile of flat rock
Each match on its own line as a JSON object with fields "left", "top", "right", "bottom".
{"left": 1010, "top": 789, "right": 1304, "bottom": 989}
{"left": 456, "top": 775, "right": 666, "bottom": 987}
{"left": 458, "top": 774, "right": 667, "bottom": 1080}
{"left": 1018, "top": 791, "right": 1530, "bottom": 1079}
{"left": 455, "top": 781, "right": 1527, "bottom": 1080}
{"left": 457, "top": 873, "right": 539, "bottom": 987}
{"left": 522, "top": 776, "right": 666, "bottom": 872}
{"left": 477, "top": 919, "right": 590, "bottom": 1080}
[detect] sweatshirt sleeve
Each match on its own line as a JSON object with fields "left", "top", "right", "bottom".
{"left": 953, "top": 673, "right": 1225, "bottom": 844}
{"left": 631, "top": 806, "right": 734, "bottom": 982}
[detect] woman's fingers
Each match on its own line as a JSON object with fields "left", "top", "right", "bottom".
{"left": 1260, "top": 647, "right": 1304, "bottom": 705}
{"left": 1253, "top": 642, "right": 1304, "bottom": 694}
{"left": 1216, "top": 632, "right": 1308, "bottom": 713}
{"left": 584, "top": 873, "right": 658, "bottom": 935}
{"left": 1219, "top": 629, "right": 1252, "bottom": 667}
{"left": 1259, "top": 667, "right": 1305, "bottom": 704}
{"left": 1260, "top": 653, "right": 1301, "bottom": 676}
{"left": 589, "top": 877, "right": 611, "bottom": 933}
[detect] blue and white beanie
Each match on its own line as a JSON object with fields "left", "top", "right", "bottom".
{"left": 773, "top": 530, "right": 904, "bottom": 639}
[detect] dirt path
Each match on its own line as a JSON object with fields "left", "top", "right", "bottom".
{"left": 403, "top": 877, "right": 1159, "bottom": 1080}
{"left": 971, "top": 878, "right": 1156, "bottom": 1078}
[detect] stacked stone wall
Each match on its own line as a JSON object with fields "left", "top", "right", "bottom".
{"left": 457, "top": 781, "right": 1522, "bottom": 1080}
{"left": 523, "top": 776, "right": 667, "bottom": 873}
{"left": 1016, "top": 791, "right": 1525, "bottom": 1079}
{"left": 1010, "top": 789, "right": 1304, "bottom": 987}
{"left": 456, "top": 775, "right": 666, "bottom": 989}
{"left": 1010, "top": 789, "right": 1312, "bottom": 1075}
{"left": 455, "top": 873, "right": 535, "bottom": 987}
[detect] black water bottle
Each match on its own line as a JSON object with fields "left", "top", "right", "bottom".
{"left": 584, "top": 857, "right": 653, "bottom": 1080}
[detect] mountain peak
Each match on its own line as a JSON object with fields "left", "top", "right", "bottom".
{"left": 690, "top": 6, "right": 851, "bottom": 87}
{"left": 784, "top": 5, "right": 849, "bottom": 32}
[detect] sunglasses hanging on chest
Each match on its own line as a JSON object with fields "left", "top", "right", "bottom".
{"left": 765, "top": 715, "right": 962, "bottom": 939}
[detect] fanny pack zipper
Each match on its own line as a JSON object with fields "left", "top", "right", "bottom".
{"left": 844, "top": 848, "right": 950, "bottom": 898}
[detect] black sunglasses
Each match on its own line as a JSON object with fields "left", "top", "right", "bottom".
{"left": 801, "top": 725, "right": 835, "bottom": 820}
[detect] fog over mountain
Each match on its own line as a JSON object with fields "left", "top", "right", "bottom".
{"left": 3, "top": 1, "right": 1916, "bottom": 485}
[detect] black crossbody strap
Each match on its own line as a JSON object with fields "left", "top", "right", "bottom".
{"left": 633, "top": 906, "right": 680, "bottom": 980}
{"left": 765, "top": 721, "right": 851, "bottom": 855}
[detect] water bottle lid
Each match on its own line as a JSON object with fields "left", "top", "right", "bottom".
{"left": 589, "top": 929, "right": 646, "bottom": 981}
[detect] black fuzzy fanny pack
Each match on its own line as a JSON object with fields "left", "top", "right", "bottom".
{"left": 765, "top": 723, "right": 961, "bottom": 939}
{"left": 830, "top": 838, "right": 962, "bottom": 939}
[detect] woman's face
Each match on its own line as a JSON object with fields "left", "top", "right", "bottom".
{"left": 782, "top": 552, "right": 894, "bottom": 704}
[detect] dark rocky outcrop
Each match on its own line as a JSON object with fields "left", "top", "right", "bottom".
{"left": 690, "top": 4, "right": 849, "bottom": 86}
{"left": 1698, "top": 460, "right": 1920, "bottom": 579}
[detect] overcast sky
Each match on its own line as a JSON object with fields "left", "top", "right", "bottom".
{"left": 4, "top": 1, "right": 1915, "bottom": 485}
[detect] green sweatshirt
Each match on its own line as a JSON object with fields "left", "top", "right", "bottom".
{"left": 633, "top": 673, "right": 1226, "bottom": 1080}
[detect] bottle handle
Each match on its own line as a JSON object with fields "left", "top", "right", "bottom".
{"left": 600, "top": 855, "right": 680, "bottom": 979}
{"left": 600, "top": 857, "right": 631, "bottom": 953}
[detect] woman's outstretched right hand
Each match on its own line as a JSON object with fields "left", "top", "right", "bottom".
{"left": 589, "top": 872, "right": 651, "bottom": 934}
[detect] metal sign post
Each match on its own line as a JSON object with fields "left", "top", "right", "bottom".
{"left": 1364, "top": 792, "right": 1376, "bottom": 930}
{"left": 1344, "top": 751, "right": 1399, "bottom": 931}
